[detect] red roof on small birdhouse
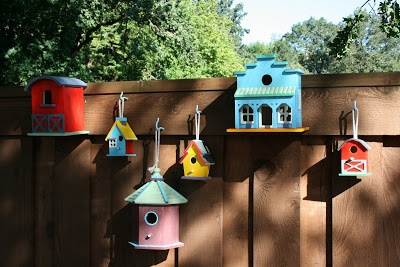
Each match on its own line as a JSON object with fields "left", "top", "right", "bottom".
{"left": 337, "top": 138, "right": 372, "bottom": 152}
{"left": 179, "top": 140, "right": 215, "bottom": 165}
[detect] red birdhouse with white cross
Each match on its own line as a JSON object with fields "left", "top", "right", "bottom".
{"left": 337, "top": 101, "right": 371, "bottom": 176}
{"left": 338, "top": 138, "right": 371, "bottom": 176}
{"left": 24, "top": 76, "right": 89, "bottom": 136}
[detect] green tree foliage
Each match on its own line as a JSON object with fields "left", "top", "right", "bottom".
{"left": 330, "top": 12, "right": 400, "bottom": 73}
{"left": 217, "top": 0, "right": 249, "bottom": 51}
{"left": 241, "top": 14, "right": 400, "bottom": 74}
{"left": 0, "top": 0, "right": 245, "bottom": 85}
{"left": 329, "top": 0, "right": 400, "bottom": 58}
{"left": 281, "top": 18, "right": 340, "bottom": 74}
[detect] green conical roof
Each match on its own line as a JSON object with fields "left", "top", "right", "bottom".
{"left": 125, "top": 180, "right": 188, "bottom": 205}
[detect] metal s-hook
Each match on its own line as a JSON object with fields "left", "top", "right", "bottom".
{"left": 120, "top": 91, "right": 128, "bottom": 101}
{"left": 352, "top": 100, "right": 359, "bottom": 139}
{"left": 155, "top": 117, "right": 164, "bottom": 132}
{"left": 195, "top": 105, "right": 201, "bottom": 140}
{"left": 353, "top": 100, "right": 358, "bottom": 111}
{"left": 118, "top": 91, "right": 128, "bottom": 117}
{"left": 196, "top": 105, "right": 202, "bottom": 115}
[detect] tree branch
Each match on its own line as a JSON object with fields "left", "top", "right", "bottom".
{"left": 71, "top": 16, "right": 125, "bottom": 58}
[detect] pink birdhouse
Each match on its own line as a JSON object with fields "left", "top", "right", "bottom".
{"left": 124, "top": 178, "right": 187, "bottom": 250}
{"left": 125, "top": 118, "right": 188, "bottom": 250}
{"left": 24, "top": 76, "right": 89, "bottom": 136}
{"left": 337, "top": 101, "right": 372, "bottom": 176}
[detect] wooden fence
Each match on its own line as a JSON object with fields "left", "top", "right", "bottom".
{"left": 1, "top": 72, "right": 400, "bottom": 266}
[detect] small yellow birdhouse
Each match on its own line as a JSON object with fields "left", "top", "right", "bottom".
{"left": 179, "top": 140, "right": 214, "bottom": 180}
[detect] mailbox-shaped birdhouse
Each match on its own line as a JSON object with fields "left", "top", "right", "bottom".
{"left": 105, "top": 92, "right": 137, "bottom": 156}
{"left": 227, "top": 54, "right": 308, "bottom": 133}
{"left": 337, "top": 101, "right": 371, "bottom": 176}
{"left": 338, "top": 138, "right": 371, "bottom": 176}
{"left": 125, "top": 172, "right": 188, "bottom": 250}
{"left": 179, "top": 140, "right": 214, "bottom": 180}
{"left": 24, "top": 76, "right": 89, "bottom": 136}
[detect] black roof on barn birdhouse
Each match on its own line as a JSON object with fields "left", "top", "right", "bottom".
{"left": 24, "top": 76, "right": 87, "bottom": 93}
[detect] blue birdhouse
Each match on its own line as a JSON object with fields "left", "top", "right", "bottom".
{"left": 105, "top": 92, "right": 137, "bottom": 156}
{"left": 233, "top": 55, "right": 306, "bottom": 130}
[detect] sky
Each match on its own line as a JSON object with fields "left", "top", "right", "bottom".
{"left": 233, "top": 0, "right": 368, "bottom": 44}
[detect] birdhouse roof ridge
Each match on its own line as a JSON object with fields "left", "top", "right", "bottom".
{"left": 179, "top": 139, "right": 215, "bottom": 165}
{"left": 24, "top": 76, "right": 87, "bottom": 92}
{"left": 337, "top": 137, "right": 372, "bottom": 151}
{"left": 234, "top": 54, "right": 305, "bottom": 77}
{"left": 125, "top": 180, "right": 187, "bottom": 205}
{"left": 105, "top": 118, "right": 137, "bottom": 141}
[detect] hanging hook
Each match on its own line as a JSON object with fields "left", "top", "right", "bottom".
{"left": 196, "top": 105, "right": 202, "bottom": 115}
{"left": 118, "top": 91, "right": 128, "bottom": 117}
{"left": 155, "top": 117, "right": 164, "bottom": 132}
{"left": 352, "top": 100, "right": 359, "bottom": 139}
{"left": 119, "top": 91, "right": 128, "bottom": 101}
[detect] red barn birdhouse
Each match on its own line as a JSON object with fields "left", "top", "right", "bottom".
{"left": 337, "top": 101, "right": 372, "bottom": 176}
{"left": 24, "top": 76, "right": 88, "bottom": 136}
{"left": 338, "top": 138, "right": 371, "bottom": 176}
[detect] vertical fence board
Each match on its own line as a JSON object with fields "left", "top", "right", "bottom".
{"left": 300, "top": 141, "right": 327, "bottom": 266}
{"left": 333, "top": 141, "right": 384, "bottom": 266}
{"left": 222, "top": 135, "right": 251, "bottom": 266}
{"left": 0, "top": 137, "right": 33, "bottom": 267}
{"left": 179, "top": 178, "right": 223, "bottom": 267}
{"left": 381, "top": 144, "right": 400, "bottom": 266}
{"left": 253, "top": 137, "right": 301, "bottom": 266}
{"left": 53, "top": 137, "right": 91, "bottom": 266}
{"left": 222, "top": 180, "right": 249, "bottom": 267}
{"left": 34, "top": 137, "right": 56, "bottom": 266}
{"left": 90, "top": 138, "right": 112, "bottom": 267}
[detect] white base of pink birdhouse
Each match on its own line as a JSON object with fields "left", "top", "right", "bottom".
{"left": 128, "top": 241, "right": 184, "bottom": 250}
{"left": 27, "top": 130, "right": 89, "bottom": 136}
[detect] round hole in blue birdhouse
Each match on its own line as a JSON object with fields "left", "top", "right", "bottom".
{"left": 262, "top": 74, "right": 272, "bottom": 85}
{"left": 144, "top": 211, "right": 158, "bottom": 226}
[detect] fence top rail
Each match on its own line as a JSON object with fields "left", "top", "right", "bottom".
{"left": 1, "top": 72, "right": 400, "bottom": 97}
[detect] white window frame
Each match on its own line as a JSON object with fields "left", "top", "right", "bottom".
{"left": 278, "top": 104, "right": 292, "bottom": 124}
{"left": 109, "top": 138, "right": 117, "bottom": 148}
{"left": 240, "top": 105, "right": 254, "bottom": 124}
